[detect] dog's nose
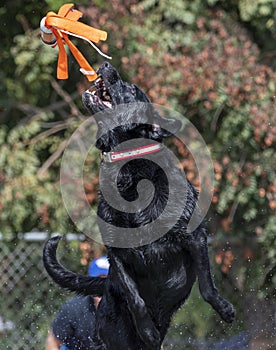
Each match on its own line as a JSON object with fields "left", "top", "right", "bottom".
{"left": 97, "top": 61, "right": 113, "bottom": 76}
{"left": 97, "top": 61, "right": 122, "bottom": 85}
{"left": 98, "top": 61, "right": 112, "bottom": 72}
{"left": 103, "top": 61, "right": 111, "bottom": 69}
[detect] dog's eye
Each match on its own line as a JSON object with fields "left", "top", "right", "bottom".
{"left": 124, "top": 93, "right": 135, "bottom": 103}
{"left": 152, "top": 124, "right": 161, "bottom": 132}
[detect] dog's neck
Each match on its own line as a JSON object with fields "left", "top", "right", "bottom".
{"left": 102, "top": 143, "right": 163, "bottom": 163}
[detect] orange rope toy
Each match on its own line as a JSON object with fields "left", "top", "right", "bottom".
{"left": 40, "top": 3, "right": 111, "bottom": 81}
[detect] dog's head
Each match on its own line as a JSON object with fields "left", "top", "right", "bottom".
{"left": 82, "top": 61, "right": 150, "bottom": 113}
{"left": 82, "top": 62, "right": 181, "bottom": 151}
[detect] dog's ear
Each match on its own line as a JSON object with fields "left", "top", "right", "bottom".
{"left": 153, "top": 112, "right": 182, "bottom": 138}
{"left": 95, "top": 129, "right": 111, "bottom": 152}
{"left": 133, "top": 85, "right": 151, "bottom": 103}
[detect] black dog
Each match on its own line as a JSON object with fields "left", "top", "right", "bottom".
{"left": 43, "top": 62, "right": 235, "bottom": 350}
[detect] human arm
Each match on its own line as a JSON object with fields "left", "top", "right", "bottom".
{"left": 45, "top": 329, "right": 61, "bottom": 350}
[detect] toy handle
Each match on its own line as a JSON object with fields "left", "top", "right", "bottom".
{"left": 40, "top": 17, "right": 56, "bottom": 46}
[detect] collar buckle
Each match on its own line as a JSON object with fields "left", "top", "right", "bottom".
{"left": 102, "top": 152, "right": 112, "bottom": 162}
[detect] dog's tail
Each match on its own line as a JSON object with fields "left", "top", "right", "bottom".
{"left": 43, "top": 235, "right": 106, "bottom": 296}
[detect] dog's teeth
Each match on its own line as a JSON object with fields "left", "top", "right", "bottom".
{"left": 103, "top": 91, "right": 111, "bottom": 101}
{"left": 87, "top": 88, "right": 97, "bottom": 95}
{"left": 103, "top": 101, "right": 112, "bottom": 108}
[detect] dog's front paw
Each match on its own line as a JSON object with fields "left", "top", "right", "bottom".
{"left": 217, "top": 297, "right": 236, "bottom": 323}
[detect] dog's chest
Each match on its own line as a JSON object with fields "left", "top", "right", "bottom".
{"left": 125, "top": 244, "right": 194, "bottom": 295}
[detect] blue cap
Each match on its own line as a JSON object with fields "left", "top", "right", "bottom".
{"left": 88, "top": 256, "right": 109, "bottom": 277}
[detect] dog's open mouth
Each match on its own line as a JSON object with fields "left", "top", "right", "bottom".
{"left": 87, "top": 76, "right": 113, "bottom": 109}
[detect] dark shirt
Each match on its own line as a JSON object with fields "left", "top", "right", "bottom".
{"left": 52, "top": 295, "right": 105, "bottom": 350}
{"left": 208, "top": 332, "right": 249, "bottom": 350}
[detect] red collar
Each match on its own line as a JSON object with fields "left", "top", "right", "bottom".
{"left": 102, "top": 143, "right": 162, "bottom": 163}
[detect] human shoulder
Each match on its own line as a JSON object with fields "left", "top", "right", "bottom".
{"left": 65, "top": 295, "right": 96, "bottom": 313}
{"left": 52, "top": 296, "right": 93, "bottom": 337}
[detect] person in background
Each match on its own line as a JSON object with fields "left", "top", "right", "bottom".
{"left": 45, "top": 256, "right": 109, "bottom": 350}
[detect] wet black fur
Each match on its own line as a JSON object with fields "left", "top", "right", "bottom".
{"left": 43, "top": 62, "right": 235, "bottom": 350}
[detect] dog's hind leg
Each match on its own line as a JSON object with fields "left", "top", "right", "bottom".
{"left": 110, "top": 255, "right": 161, "bottom": 350}
{"left": 188, "top": 227, "right": 235, "bottom": 323}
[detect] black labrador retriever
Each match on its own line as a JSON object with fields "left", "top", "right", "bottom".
{"left": 43, "top": 62, "right": 235, "bottom": 350}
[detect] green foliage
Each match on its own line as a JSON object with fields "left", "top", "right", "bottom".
{"left": 45, "top": 0, "right": 90, "bottom": 12}
{"left": 9, "top": 33, "right": 57, "bottom": 105}
{"left": 238, "top": 0, "right": 274, "bottom": 22}
{"left": 45, "top": 0, "right": 72, "bottom": 12}
{"left": 238, "top": 0, "right": 276, "bottom": 59}
{"left": 259, "top": 215, "right": 276, "bottom": 271}
{"left": 206, "top": 0, "right": 276, "bottom": 58}
{"left": 0, "top": 0, "right": 48, "bottom": 123}
{"left": 0, "top": 117, "right": 66, "bottom": 237}
{"left": 164, "top": 279, "right": 244, "bottom": 348}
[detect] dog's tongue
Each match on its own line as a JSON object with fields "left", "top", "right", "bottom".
{"left": 103, "top": 101, "right": 112, "bottom": 108}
